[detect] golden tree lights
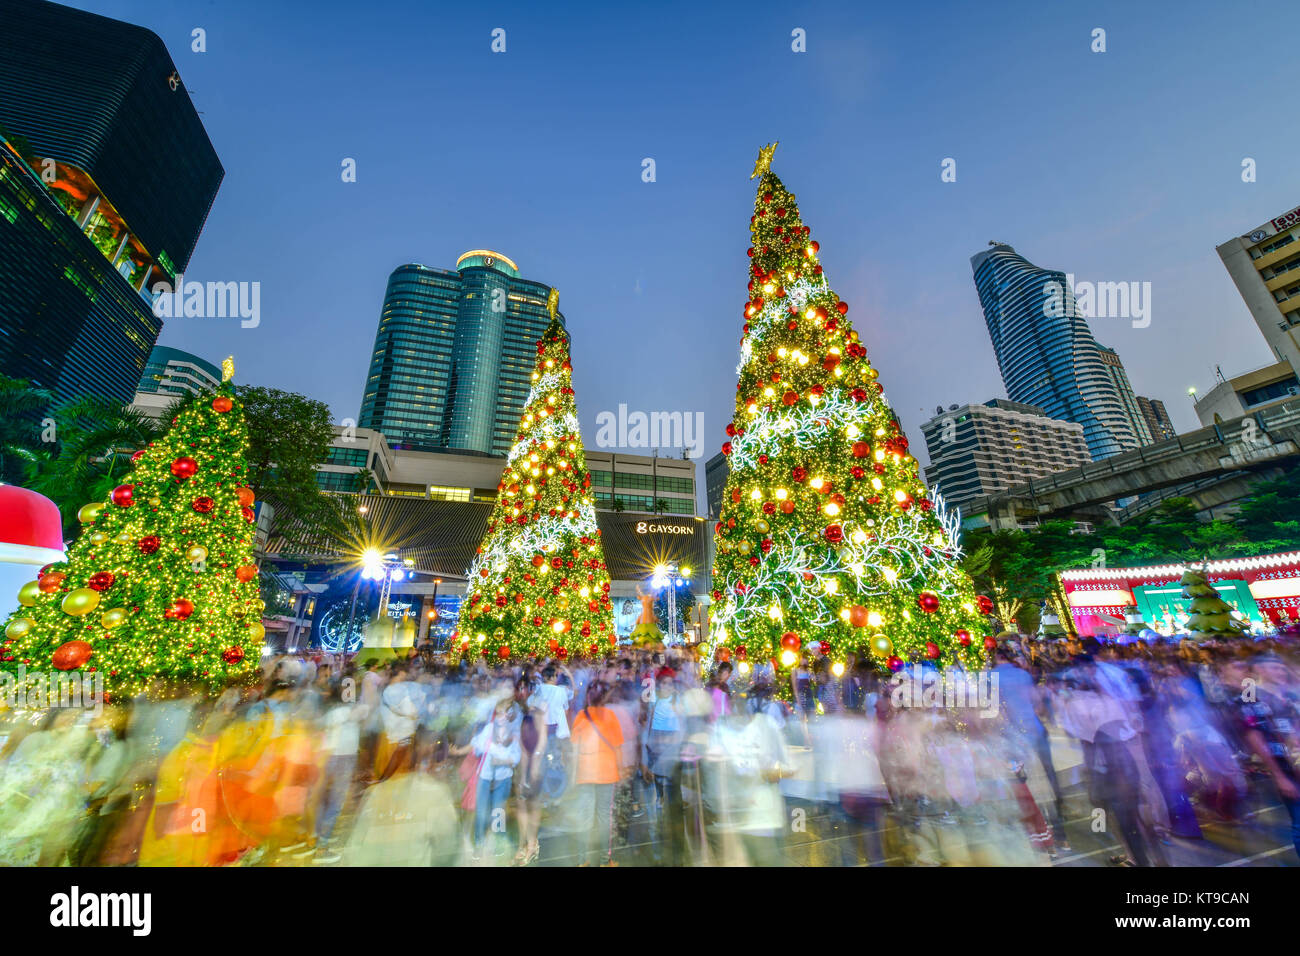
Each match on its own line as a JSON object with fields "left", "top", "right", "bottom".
{"left": 709, "top": 147, "right": 992, "bottom": 680}
{"left": 457, "top": 291, "right": 615, "bottom": 659}
{"left": 0, "top": 380, "right": 266, "bottom": 701}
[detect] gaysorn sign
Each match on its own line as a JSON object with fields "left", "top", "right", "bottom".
{"left": 635, "top": 520, "right": 696, "bottom": 535}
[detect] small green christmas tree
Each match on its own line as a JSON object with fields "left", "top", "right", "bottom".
{"left": 1, "top": 361, "right": 266, "bottom": 699}
{"left": 458, "top": 290, "right": 615, "bottom": 659}
{"left": 1180, "top": 565, "right": 1248, "bottom": 639}
{"left": 709, "top": 145, "right": 991, "bottom": 677}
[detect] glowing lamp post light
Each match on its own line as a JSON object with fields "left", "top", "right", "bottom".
{"left": 652, "top": 562, "right": 691, "bottom": 644}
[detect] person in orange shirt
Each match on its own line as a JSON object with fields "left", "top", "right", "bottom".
{"left": 569, "top": 681, "right": 626, "bottom": 866}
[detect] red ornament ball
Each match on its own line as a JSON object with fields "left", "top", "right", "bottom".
{"left": 170, "top": 456, "right": 198, "bottom": 479}
{"left": 791, "top": 466, "right": 807, "bottom": 483}
{"left": 87, "top": 571, "right": 116, "bottom": 592}
{"left": 817, "top": 640, "right": 831, "bottom": 655}
{"left": 241, "top": 506, "right": 256, "bottom": 524}
{"left": 955, "top": 629, "right": 972, "bottom": 647}
{"left": 52, "top": 640, "right": 93, "bottom": 671}
{"left": 222, "top": 646, "right": 245, "bottom": 665}
{"left": 38, "top": 572, "right": 66, "bottom": 593}
{"left": 780, "top": 631, "right": 801, "bottom": 651}
{"left": 110, "top": 484, "right": 135, "bottom": 508}
{"left": 780, "top": 500, "right": 794, "bottom": 514}
{"left": 192, "top": 496, "right": 215, "bottom": 514}
{"left": 976, "top": 594, "right": 995, "bottom": 615}
{"left": 130, "top": 449, "right": 146, "bottom": 463}
{"left": 165, "top": 598, "right": 195, "bottom": 621}
{"left": 917, "top": 591, "right": 940, "bottom": 613}
{"left": 234, "top": 565, "right": 258, "bottom": 583}
{"left": 237, "top": 487, "right": 255, "bottom": 507}
{"left": 137, "top": 535, "right": 161, "bottom": 555}
{"left": 823, "top": 524, "right": 843, "bottom": 544}
{"left": 925, "top": 642, "right": 940, "bottom": 660}
{"left": 886, "top": 655, "right": 904, "bottom": 672}
{"left": 212, "top": 395, "right": 233, "bottom": 413}
{"left": 498, "top": 646, "right": 511, "bottom": 660}
{"left": 848, "top": 604, "right": 869, "bottom": 628}
{"left": 851, "top": 441, "right": 870, "bottom": 458}
{"left": 983, "top": 635, "right": 998, "bottom": 652}
{"left": 782, "top": 390, "right": 799, "bottom": 406}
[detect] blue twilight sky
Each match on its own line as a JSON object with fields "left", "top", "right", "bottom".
{"left": 64, "top": 0, "right": 1300, "bottom": 495}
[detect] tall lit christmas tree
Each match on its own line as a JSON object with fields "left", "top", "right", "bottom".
{"left": 709, "top": 145, "right": 992, "bottom": 676}
{"left": 1, "top": 359, "right": 266, "bottom": 699}
{"left": 458, "top": 290, "right": 615, "bottom": 659}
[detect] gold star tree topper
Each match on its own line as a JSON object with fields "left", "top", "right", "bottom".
{"left": 751, "top": 142, "right": 778, "bottom": 179}
{"left": 221, "top": 356, "right": 235, "bottom": 382}
{"left": 547, "top": 288, "right": 559, "bottom": 320}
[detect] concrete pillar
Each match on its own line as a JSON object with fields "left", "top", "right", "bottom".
{"left": 76, "top": 193, "right": 100, "bottom": 229}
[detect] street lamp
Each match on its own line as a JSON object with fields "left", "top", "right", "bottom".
{"left": 652, "top": 562, "right": 691, "bottom": 644}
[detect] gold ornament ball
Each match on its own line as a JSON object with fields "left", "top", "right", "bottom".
{"left": 755, "top": 520, "right": 770, "bottom": 534}
{"left": 89, "top": 531, "right": 109, "bottom": 545}
{"left": 77, "top": 502, "right": 106, "bottom": 523}
{"left": 101, "top": 607, "right": 129, "bottom": 629}
{"left": 18, "top": 580, "right": 42, "bottom": 607}
{"left": 493, "top": 628, "right": 506, "bottom": 642}
{"left": 246, "top": 621, "right": 266, "bottom": 642}
{"left": 62, "top": 587, "right": 102, "bottom": 617}
{"left": 738, "top": 541, "right": 752, "bottom": 555}
{"left": 148, "top": 496, "right": 161, "bottom": 508}
{"left": 5, "top": 617, "right": 35, "bottom": 640}
{"left": 187, "top": 545, "right": 209, "bottom": 563}
{"left": 113, "top": 531, "right": 133, "bottom": 545}
{"left": 869, "top": 633, "right": 893, "bottom": 658}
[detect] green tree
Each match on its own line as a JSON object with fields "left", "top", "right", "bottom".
{"left": 0, "top": 373, "right": 55, "bottom": 485}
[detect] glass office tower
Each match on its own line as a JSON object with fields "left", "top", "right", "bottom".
{"left": 0, "top": 0, "right": 223, "bottom": 405}
{"left": 970, "top": 243, "right": 1139, "bottom": 461}
{"left": 359, "top": 251, "right": 563, "bottom": 456}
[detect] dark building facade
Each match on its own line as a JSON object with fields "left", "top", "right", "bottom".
{"left": 705, "top": 451, "right": 729, "bottom": 519}
{"left": 359, "top": 252, "right": 563, "bottom": 456}
{"left": 0, "top": 0, "right": 223, "bottom": 404}
{"left": 1137, "top": 395, "right": 1176, "bottom": 442}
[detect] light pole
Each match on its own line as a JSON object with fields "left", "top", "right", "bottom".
{"left": 652, "top": 562, "right": 692, "bottom": 644}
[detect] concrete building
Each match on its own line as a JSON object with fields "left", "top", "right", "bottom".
{"left": 130, "top": 345, "right": 222, "bottom": 414}
{"left": 1192, "top": 361, "right": 1300, "bottom": 427}
{"left": 704, "top": 451, "right": 729, "bottom": 519}
{"left": 1136, "top": 395, "right": 1176, "bottom": 442}
{"left": 1217, "top": 202, "right": 1300, "bottom": 378}
{"left": 920, "top": 399, "right": 1092, "bottom": 509}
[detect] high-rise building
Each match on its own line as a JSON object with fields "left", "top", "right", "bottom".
{"left": 705, "top": 451, "right": 730, "bottom": 519}
{"left": 1216, "top": 203, "right": 1300, "bottom": 378}
{"left": 971, "top": 243, "right": 1140, "bottom": 460}
{"left": 359, "top": 251, "right": 561, "bottom": 456}
{"left": 1096, "top": 345, "right": 1153, "bottom": 445}
{"left": 0, "top": 0, "right": 223, "bottom": 406}
{"left": 1136, "top": 395, "right": 1175, "bottom": 442}
{"left": 136, "top": 346, "right": 221, "bottom": 397}
{"left": 920, "top": 399, "right": 1092, "bottom": 509}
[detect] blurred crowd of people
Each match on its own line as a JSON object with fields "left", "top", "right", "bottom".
{"left": 0, "top": 635, "right": 1297, "bottom": 867}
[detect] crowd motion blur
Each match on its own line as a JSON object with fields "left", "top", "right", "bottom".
{"left": 0, "top": 637, "right": 1297, "bottom": 867}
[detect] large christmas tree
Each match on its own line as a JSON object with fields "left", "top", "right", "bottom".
{"left": 458, "top": 290, "right": 615, "bottom": 659}
{"left": 1, "top": 359, "right": 266, "bottom": 699}
{"left": 709, "top": 145, "right": 991, "bottom": 675}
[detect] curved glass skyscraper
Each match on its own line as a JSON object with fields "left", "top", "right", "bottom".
{"left": 971, "top": 243, "right": 1138, "bottom": 461}
{"left": 359, "top": 251, "right": 562, "bottom": 456}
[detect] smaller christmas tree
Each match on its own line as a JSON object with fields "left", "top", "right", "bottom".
{"left": 1180, "top": 566, "right": 1249, "bottom": 639}
{"left": 458, "top": 289, "right": 615, "bottom": 659}
{"left": 1, "top": 358, "right": 266, "bottom": 699}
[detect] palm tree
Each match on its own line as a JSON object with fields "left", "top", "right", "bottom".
{"left": 0, "top": 374, "right": 55, "bottom": 485}
{"left": 22, "top": 393, "right": 174, "bottom": 534}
